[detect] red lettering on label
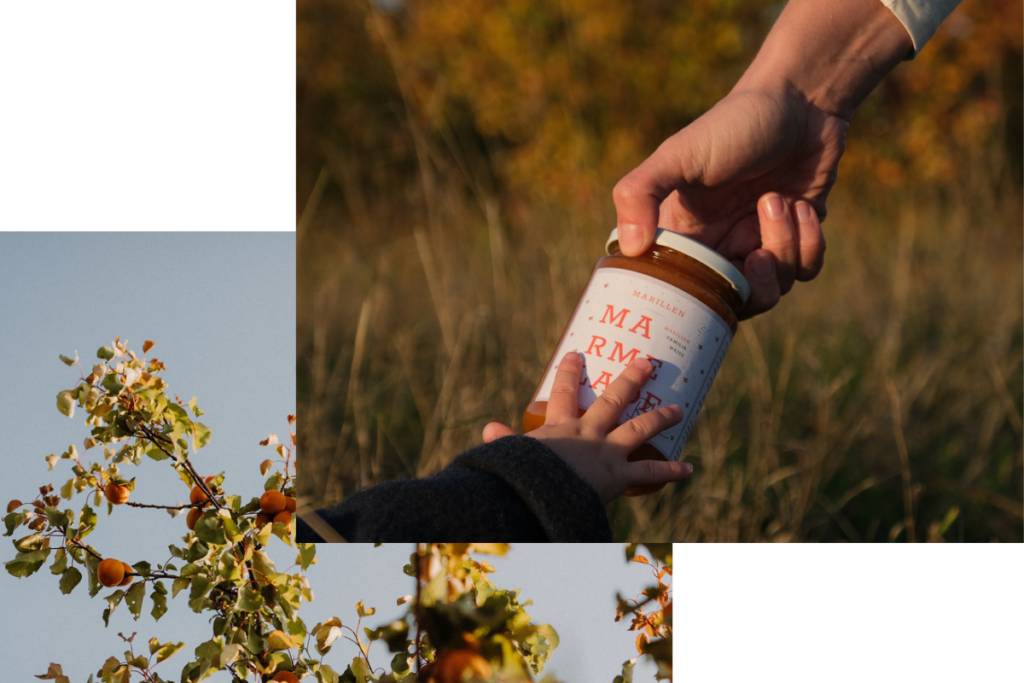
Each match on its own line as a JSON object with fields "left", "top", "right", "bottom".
{"left": 589, "top": 371, "right": 613, "bottom": 393}
{"left": 646, "top": 355, "right": 664, "bottom": 380}
{"left": 638, "top": 391, "right": 662, "bottom": 412}
{"left": 585, "top": 335, "right": 607, "bottom": 356}
{"left": 600, "top": 305, "right": 630, "bottom": 328}
{"left": 629, "top": 315, "right": 652, "bottom": 339}
{"left": 608, "top": 342, "right": 640, "bottom": 365}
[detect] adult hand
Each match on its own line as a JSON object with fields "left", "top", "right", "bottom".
{"left": 613, "top": 87, "right": 838, "bottom": 317}
{"left": 612, "top": 0, "right": 913, "bottom": 318}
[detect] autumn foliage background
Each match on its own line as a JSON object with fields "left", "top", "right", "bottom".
{"left": 297, "top": 0, "right": 1023, "bottom": 541}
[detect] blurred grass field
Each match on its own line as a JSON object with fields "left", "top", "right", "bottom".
{"left": 297, "top": 0, "right": 1023, "bottom": 541}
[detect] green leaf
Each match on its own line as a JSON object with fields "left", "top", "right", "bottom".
{"left": 236, "top": 587, "right": 264, "bottom": 612}
{"left": 351, "top": 656, "right": 377, "bottom": 683}
{"left": 145, "top": 447, "right": 170, "bottom": 462}
{"left": 78, "top": 505, "right": 98, "bottom": 539}
{"left": 103, "top": 589, "right": 126, "bottom": 626}
{"left": 320, "top": 664, "right": 340, "bottom": 683}
{"left": 179, "top": 562, "right": 202, "bottom": 577}
{"left": 101, "top": 372, "right": 124, "bottom": 395}
{"left": 151, "top": 582, "right": 168, "bottom": 621}
{"left": 172, "top": 577, "right": 190, "bottom": 598}
{"left": 35, "top": 662, "right": 71, "bottom": 683}
{"left": 192, "top": 422, "right": 211, "bottom": 451}
{"left": 154, "top": 641, "right": 186, "bottom": 664}
{"left": 59, "top": 566, "right": 83, "bottom": 594}
{"left": 50, "top": 548, "right": 68, "bottom": 575}
{"left": 5, "top": 549, "right": 49, "bottom": 578}
{"left": 391, "top": 653, "right": 411, "bottom": 675}
{"left": 44, "top": 507, "right": 68, "bottom": 529}
{"left": 298, "top": 543, "right": 317, "bottom": 571}
{"left": 193, "top": 514, "right": 227, "bottom": 546}
{"left": 97, "top": 346, "right": 115, "bottom": 360}
{"left": 56, "top": 390, "right": 75, "bottom": 418}
{"left": 271, "top": 520, "right": 294, "bottom": 546}
{"left": 218, "top": 510, "right": 242, "bottom": 543}
{"left": 469, "top": 543, "right": 510, "bottom": 555}
{"left": 59, "top": 354, "right": 76, "bottom": 366}
{"left": 619, "top": 659, "right": 635, "bottom": 683}
{"left": 188, "top": 574, "right": 212, "bottom": 612}
{"left": 4, "top": 511, "right": 28, "bottom": 537}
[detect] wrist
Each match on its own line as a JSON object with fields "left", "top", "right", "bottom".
{"left": 732, "top": 0, "right": 912, "bottom": 119}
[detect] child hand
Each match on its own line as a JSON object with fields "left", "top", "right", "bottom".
{"left": 482, "top": 352, "right": 693, "bottom": 503}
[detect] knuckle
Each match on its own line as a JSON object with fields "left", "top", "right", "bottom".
{"left": 637, "top": 459, "right": 660, "bottom": 483}
{"left": 623, "top": 417, "right": 649, "bottom": 440}
{"left": 594, "top": 394, "right": 623, "bottom": 415}
{"left": 612, "top": 176, "right": 647, "bottom": 204}
{"left": 549, "top": 384, "right": 576, "bottom": 398}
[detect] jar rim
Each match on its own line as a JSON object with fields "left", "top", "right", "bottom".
{"left": 606, "top": 228, "right": 750, "bottom": 306}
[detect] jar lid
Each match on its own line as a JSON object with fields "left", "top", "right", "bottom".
{"left": 606, "top": 228, "right": 750, "bottom": 306}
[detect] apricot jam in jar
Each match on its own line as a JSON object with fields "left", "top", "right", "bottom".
{"left": 523, "top": 228, "right": 749, "bottom": 494}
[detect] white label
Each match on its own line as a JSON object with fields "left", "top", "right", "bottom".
{"left": 535, "top": 267, "right": 733, "bottom": 461}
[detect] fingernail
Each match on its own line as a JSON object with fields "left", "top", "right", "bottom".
{"left": 681, "top": 462, "right": 694, "bottom": 477}
{"left": 795, "top": 201, "right": 813, "bottom": 222}
{"left": 750, "top": 252, "right": 775, "bottom": 282}
{"left": 630, "top": 357, "right": 651, "bottom": 371}
{"left": 669, "top": 404, "right": 683, "bottom": 419}
{"left": 619, "top": 224, "right": 643, "bottom": 253}
{"left": 763, "top": 193, "right": 785, "bottom": 220}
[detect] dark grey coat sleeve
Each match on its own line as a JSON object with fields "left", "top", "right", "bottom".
{"left": 295, "top": 436, "right": 612, "bottom": 542}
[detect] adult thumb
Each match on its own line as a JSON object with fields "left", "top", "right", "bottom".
{"left": 612, "top": 134, "right": 695, "bottom": 256}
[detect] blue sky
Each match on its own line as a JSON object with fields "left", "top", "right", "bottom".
{"left": 0, "top": 232, "right": 297, "bottom": 682}
{"left": 0, "top": 233, "right": 664, "bottom": 683}
{"left": 304, "top": 544, "right": 663, "bottom": 683}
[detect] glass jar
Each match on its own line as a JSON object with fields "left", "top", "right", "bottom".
{"left": 523, "top": 228, "right": 749, "bottom": 495}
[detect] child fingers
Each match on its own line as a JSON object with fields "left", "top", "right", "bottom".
{"left": 482, "top": 422, "right": 516, "bottom": 442}
{"left": 608, "top": 404, "right": 683, "bottom": 450}
{"left": 546, "top": 352, "right": 584, "bottom": 423}
{"left": 584, "top": 357, "right": 653, "bottom": 427}
{"left": 623, "top": 458, "right": 694, "bottom": 491}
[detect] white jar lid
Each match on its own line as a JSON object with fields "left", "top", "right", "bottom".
{"left": 606, "top": 227, "right": 750, "bottom": 306}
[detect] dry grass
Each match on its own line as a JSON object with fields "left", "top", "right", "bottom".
{"left": 297, "top": 150, "right": 1023, "bottom": 542}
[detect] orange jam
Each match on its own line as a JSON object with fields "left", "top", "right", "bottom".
{"left": 523, "top": 228, "right": 749, "bottom": 495}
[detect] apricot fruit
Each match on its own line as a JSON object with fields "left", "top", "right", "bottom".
{"left": 284, "top": 496, "right": 297, "bottom": 513}
{"left": 186, "top": 507, "right": 203, "bottom": 531}
{"left": 118, "top": 561, "right": 135, "bottom": 586}
{"left": 255, "top": 512, "right": 273, "bottom": 529}
{"left": 189, "top": 477, "right": 219, "bottom": 506}
{"left": 273, "top": 510, "right": 292, "bottom": 527}
{"left": 97, "top": 558, "right": 126, "bottom": 587}
{"left": 260, "top": 490, "right": 286, "bottom": 515}
{"left": 104, "top": 482, "right": 131, "bottom": 505}
{"left": 190, "top": 485, "right": 210, "bottom": 506}
{"left": 270, "top": 673, "right": 300, "bottom": 683}
{"left": 432, "top": 650, "right": 492, "bottom": 683}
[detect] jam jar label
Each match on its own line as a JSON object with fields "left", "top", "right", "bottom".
{"left": 535, "top": 267, "right": 733, "bottom": 461}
